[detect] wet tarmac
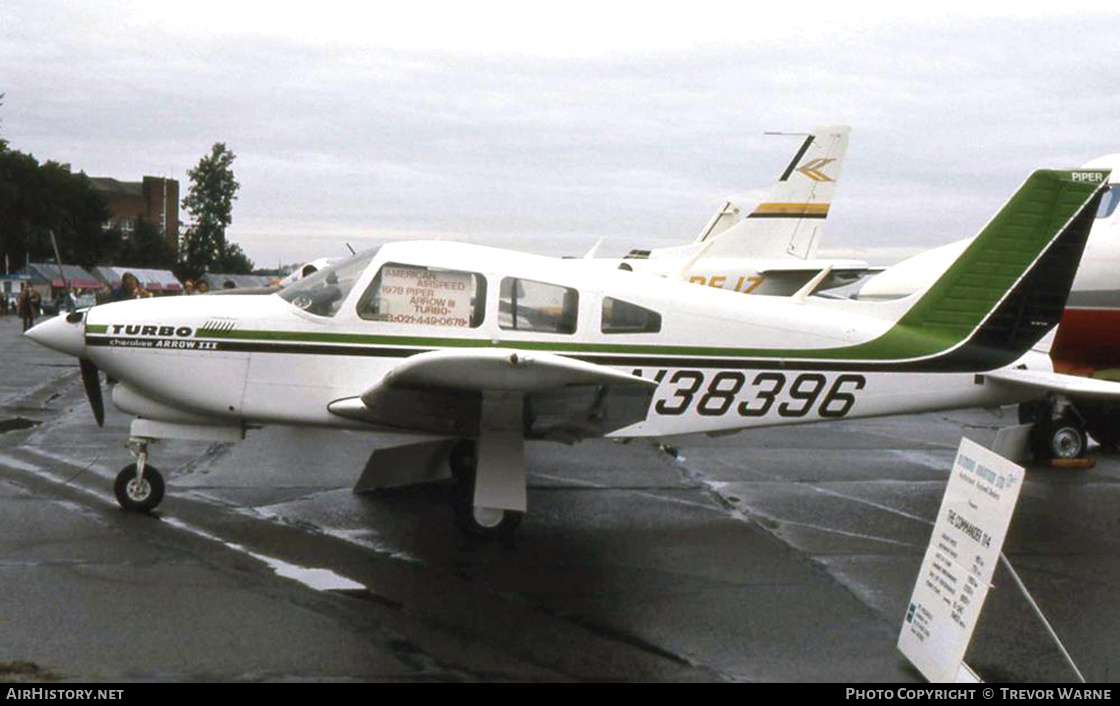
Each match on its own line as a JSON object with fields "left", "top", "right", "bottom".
{"left": 1, "top": 315, "right": 1118, "bottom": 682}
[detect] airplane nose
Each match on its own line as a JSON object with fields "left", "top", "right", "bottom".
{"left": 25, "top": 312, "right": 87, "bottom": 358}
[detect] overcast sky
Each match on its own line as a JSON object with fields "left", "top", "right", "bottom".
{"left": 2, "top": 2, "right": 1117, "bottom": 267}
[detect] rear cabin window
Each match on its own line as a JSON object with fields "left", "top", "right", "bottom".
{"left": 357, "top": 264, "right": 486, "bottom": 328}
{"left": 601, "top": 297, "right": 662, "bottom": 334}
{"left": 499, "top": 277, "right": 578, "bottom": 334}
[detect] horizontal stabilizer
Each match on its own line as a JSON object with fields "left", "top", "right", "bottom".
{"left": 986, "top": 368, "right": 1120, "bottom": 398}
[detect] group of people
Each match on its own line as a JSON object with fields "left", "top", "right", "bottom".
{"left": 0, "top": 283, "right": 40, "bottom": 330}
{"left": 6, "top": 273, "right": 218, "bottom": 333}
{"left": 107, "top": 273, "right": 210, "bottom": 301}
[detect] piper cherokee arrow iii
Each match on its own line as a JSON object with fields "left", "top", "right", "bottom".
{"left": 25, "top": 168, "right": 1119, "bottom": 539}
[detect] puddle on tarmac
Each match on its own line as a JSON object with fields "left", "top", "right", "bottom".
{"left": 0, "top": 418, "right": 42, "bottom": 434}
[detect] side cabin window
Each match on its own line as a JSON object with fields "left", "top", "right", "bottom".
{"left": 601, "top": 297, "right": 661, "bottom": 334}
{"left": 499, "top": 277, "right": 578, "bottom": 334}
{"left": 357, "top": 263, "right": 486, "bottom": 328}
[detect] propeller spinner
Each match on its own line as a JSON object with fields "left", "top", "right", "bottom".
{"left": 24, "top": 312, "right": 103, "bottom": 427}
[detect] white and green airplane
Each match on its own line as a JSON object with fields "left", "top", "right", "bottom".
{"left": 25, "top": 168, "right": 1118, "bottom": 538}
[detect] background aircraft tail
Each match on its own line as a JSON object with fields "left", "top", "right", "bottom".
{"left": 698, "top": 125, "right": 849, "bottom": 260}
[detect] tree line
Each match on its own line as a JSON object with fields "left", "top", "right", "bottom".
{"left": 0, "top": 103, "right": 253, "bottom": 279}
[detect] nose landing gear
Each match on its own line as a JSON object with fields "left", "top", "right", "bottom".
{"left": 113, "top": 439, "right": 164, "bottom": 512}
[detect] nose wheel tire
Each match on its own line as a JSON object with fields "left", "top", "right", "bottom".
{"left": 113, "top": 463, "right": 165, "bottom": 512}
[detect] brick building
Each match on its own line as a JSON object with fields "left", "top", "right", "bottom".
{"left": 90, "top": 176, "right": 180, "bottom": 252}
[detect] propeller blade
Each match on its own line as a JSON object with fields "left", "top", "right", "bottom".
{"left": 79, "top": 358, "right": 104, "bottom": 427}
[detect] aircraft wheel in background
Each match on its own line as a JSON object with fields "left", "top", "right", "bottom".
{"left": 113, "top": 463, "right": 165, "bottom": 512}
{"left": 1030, "top": 415, "right": 1088, "bottom": 461}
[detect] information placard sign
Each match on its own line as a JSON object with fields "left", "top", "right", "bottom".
{"left": 898, "top": 437, "right": 1025, "bottom": 683}
{"left": 378, "top": 266, "right": 474, "bottom": 328}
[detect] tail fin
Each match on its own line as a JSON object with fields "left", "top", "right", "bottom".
{"left": 848, "top": 169, "right": 1110, "bottom": 370}
{"left": 700, "top": 125, "right": 849, "bottom": 260}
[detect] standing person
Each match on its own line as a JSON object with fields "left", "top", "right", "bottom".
{"left": 182, "top": 279, "right": 196, "bottom": 295}
{"left": 17, "top": 282, "right": 36, "bottom": 332}
{"left": 109, "top": 272, "right": 142, "bottom": 302}
{"left": 196, "top": 280, "right": 210, "bottom": 295}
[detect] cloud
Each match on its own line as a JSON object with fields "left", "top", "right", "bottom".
{"left": 3, "top": 2, "right": 1118, "bottom": 265}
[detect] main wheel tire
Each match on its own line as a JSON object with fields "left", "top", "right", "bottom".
{"left": 113, "top": 463, "right": 165, "bottom": 512}
{"left": 449, "top": 439, "right": 522, "bottom": 540}
{"left": 1030, "top": 416, "right": 1087, "bottom": 461}
{"left": 454, "top": 500, "right": 522, "bottom": 540}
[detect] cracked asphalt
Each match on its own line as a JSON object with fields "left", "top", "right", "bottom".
{"left": 1, "top": 315, "right": 1118, "bottom": 682}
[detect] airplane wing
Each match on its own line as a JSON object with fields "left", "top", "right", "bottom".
{"left": 369, "top": 348, "right": 653, "bottom": 393}
{"left": 985, "top": 368, "right": 1120, "bottom": 398}
{"left": 328, "top": 349, "right": 657, "bottom": 441}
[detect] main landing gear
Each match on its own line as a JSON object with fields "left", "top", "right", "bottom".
{"left": 113, "top": 439, "right": 164, "bottom": 512}
{"left": 1020, "top": 398, "right": 1089, "bottom": 462}
{"left": 449, "top": 439, "right": 523, "bottom": 540}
